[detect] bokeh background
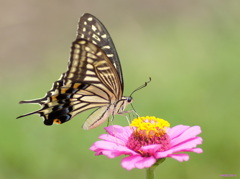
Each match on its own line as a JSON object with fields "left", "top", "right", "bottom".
{"left": 1, "top": 0, "right": 240, "bottom": 178}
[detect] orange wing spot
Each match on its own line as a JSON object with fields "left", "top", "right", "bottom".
{"left": 73, "top": 83, "right": 81, "bottom": 89}
{"left": 53, "top": 119, "right": 62, "bottom": 124}
{"left": 61, "top": 88, "right": 69, "bottom": 94}
{"left": 51, "top": 96, "right": 57, "bottom": 101}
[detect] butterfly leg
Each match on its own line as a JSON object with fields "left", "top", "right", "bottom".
{"left": 115, "top": 109, "right": 138, "bottom": 125}
{"left": 107, "top": 114, "right": 115, "bottom": 126}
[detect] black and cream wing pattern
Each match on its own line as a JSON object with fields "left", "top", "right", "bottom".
{"left": 17, "top": 13, "right": 132, "bottom": 130}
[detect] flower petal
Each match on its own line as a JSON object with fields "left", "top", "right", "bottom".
{"left": 121, "top": 155, "right": 156, "bottom": 170}
{"left": 135, "top": 156, "right": 156, "bottom": 169}
{"left": 90, "top": 140, "right": 138, "bottom": 158}
{"left": 181, "top": 148, "right": 203, "bottom": 153}
{"left": 121, "top": 155, "right": 143, "bottom": 170}
{"left": 170, "top": 126, "right": 202, "bottom": 146}
{"left": 140, "top": 144, "right": 162, "bottom": 154}
{"left": 154, "top": 149, "right": 175, "bottom": 159}
{"left": 104, "top": 125, "right": 132, "bottom": 143}
{"left": 98, "top": 134, "right": 126, "bottom": 145}
{"left": 168, "top": 125, "right": 190, "bottom": 139}
{"left": 170, "top": 137, "right": 203, "bottom": 153}
{"left": 90, "top": 141, "right": 118, "bottom": 151}
{"left": 109, "top": 145, "right": 138, "bottom": 157}
{"left": 168, "top": 153, "right": 189, "bottom": 162}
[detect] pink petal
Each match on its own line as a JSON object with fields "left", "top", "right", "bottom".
{"left": 90, "top": 140, "right": 137, "bottom": 158}
{"left": 170, "top": 126, "right": 202, "bottom": 146}
{"left": 121, "top": 155, "right": 144, "bottom": 170}
{"left": 141, "top": 144, "right": 162, "bottom": 154}
{"left": 109, "top": 145, "right": 137, "bottom": 156}
{"left": 169, "top": 153, "right": 189, "bottom": 162}
{"left": 98, "top": 134, "right": 126, "bottom": 145}
{"left": 170, "top": 137, "right": 203, "bottom": 153}
{"left": 104, "top": 125, "right": 132, "bottom": 143}
{"left": 154, "top": 149, "right": 175, "bottom": 159}
{"left": 168, "top": 125, "right": 190, "bottom": 139}
{"left": 93, "top": 149, "right": 116, "bottom": 157}
{"left": 100, "top": 149, "right": 132, "bottom": 158}
{"left": 121, "top": 155, "right": 156, "bottom": 170}
{"left": 181, "top": 148, "right": 203, "bottom": 153}
{"left": 135, "top": 156, "right": 156, "bottom": 169}
{"left": 90, "top": 141, "right": 118, "bottom": 151}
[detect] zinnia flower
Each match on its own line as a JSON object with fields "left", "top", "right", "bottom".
{"left": 90, "top": 116, "right": 203, "bottom": 170}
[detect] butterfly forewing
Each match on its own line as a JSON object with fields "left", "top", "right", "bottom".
{"left": 66, "top": 39, "right": 122, "bottom": 98}
{"left": 77, "top": 13, "right": 123, "bottom": 89}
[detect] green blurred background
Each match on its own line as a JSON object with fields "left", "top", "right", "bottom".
{"left": 1, "top": 0, "right": 240, "bottom": 178}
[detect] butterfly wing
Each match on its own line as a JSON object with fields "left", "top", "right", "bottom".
{"left": 17, "top": 39, "right": 122, "bottom": 126}
{"left": 64, "top": 39, "right": 122, "bottom": 99}
{"left": 77, "top": 13, "right": 123, "bottom": 91}
{"left": 82, "top": 105, "right": 114, "bottom": 130}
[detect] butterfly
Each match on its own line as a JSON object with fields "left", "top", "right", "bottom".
{"left": 17, "top": 13, "right": 133, "bottom": 130}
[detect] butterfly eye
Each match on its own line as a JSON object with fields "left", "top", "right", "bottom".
{"left": 127, "top": 97, "right": 133, "bottom": 103}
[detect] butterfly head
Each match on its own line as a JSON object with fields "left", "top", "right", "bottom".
{"left": 120, "top": 96, "right": 133, "bottom": 106}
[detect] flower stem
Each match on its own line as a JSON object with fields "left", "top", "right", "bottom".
{"left": 146, "top": 166, "right": 155, "bottom": 179}
{"left": 145, "top": 158, "right": 166, "bottom": 179}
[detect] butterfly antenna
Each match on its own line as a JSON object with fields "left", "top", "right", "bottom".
{"left": 129, "top": 77, "right": 152, "bottom": 117}
{"left": 130, "top": 77, "right": 152, "bottom": 97}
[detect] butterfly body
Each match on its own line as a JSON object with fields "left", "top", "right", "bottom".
{"left": 17, "top": 14, "right": 132, "bottom": 130}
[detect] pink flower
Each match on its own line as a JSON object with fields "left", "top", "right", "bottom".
{"left": 90, "top": 116, "right": 203, "bottom": 170}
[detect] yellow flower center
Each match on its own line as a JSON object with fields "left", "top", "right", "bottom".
{"left": 130, "top": 116, "right": 170, "bottom": 137}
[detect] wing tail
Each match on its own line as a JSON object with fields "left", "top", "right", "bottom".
{"left": 16, "top": 110, "right": 39, "bottom": 119}
{"left": 17, "top": 98, "right": 44, "bottom": 119}
{"left": 19, "top": 98, "right": 46, "bottom": 104}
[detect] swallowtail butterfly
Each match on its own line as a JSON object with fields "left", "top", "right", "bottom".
{"left": 17, "top": 13, "right": 133, "bottom": 130}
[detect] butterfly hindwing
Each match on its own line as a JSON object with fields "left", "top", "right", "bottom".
{"left": 82, "top": 105, "right": 113, "bottom": 130}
